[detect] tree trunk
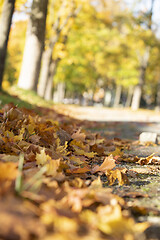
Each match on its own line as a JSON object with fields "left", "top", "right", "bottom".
{"left": 37, "top": 48, "right": 53, "bottom": 97}
{"left": 125, "top": 85, "right": 133, "bottom": 107}
{"left": 38, "top": 4, "right": 81, "bottom": 98}
{"left": 44, "top": 74, "right": 53, "bottom": 101}
{"left": 44, "top": 60, "right": 59, "bottom": 100}
{"left": 53, "top": 82, "right": 65, "bottom": 103}
{"left": 114, "top": 84, "right": 122, "bottom": 107}
{"left": 131, "top": 1, "right": 155, "bottom": 110}
{"left": 37, "top": 36, "right": 58, "bottom": 97}
{"left": 0, "top": 0, "right": 15, "bottom": 90}
{"left": 131, "top": 66, "right": 146, "bottom": 110}
{"left": 18, "top": 0, "right": 48, "bottom": 91}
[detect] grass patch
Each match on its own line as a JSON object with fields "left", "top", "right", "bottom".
{"left": 0, "top": 90, "right": 33, "bottom": 109}
{"left": 0, "top": 86, "right": 54, "bottom": 109}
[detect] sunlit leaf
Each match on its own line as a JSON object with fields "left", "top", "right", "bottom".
{"left": 97, "top": 205, "right": 149, "bottom": 237}
{"left": 0, "top": 162, "right": 18, "bottom": 181}
{"left": 36, "top": 149, "right": 52, "bottom": 166}
{"left": 92, "top": 155, "right": 115, "bottom": 173}
{"left": 106, "top": 168, "right": 129, "bottom": 186}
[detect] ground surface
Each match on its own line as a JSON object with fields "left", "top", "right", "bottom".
{"left": 54, "top": 105, "right": 160, "bottom": 240}
{"left": 0, "top": 95, "right": 160, "bottom": 240}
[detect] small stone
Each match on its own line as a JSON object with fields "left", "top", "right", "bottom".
{"left": 139, "top": 132, "right": 157, "bottom": 144}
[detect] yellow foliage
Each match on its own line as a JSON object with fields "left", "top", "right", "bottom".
{"left": 15, "top": 0, "right": 28, "bottom": 11}
{"left": 36, "top": 149, "right": 52, "bottom": 166}
{"left": 45, "top": 159, "right": 60, "bottom": 176}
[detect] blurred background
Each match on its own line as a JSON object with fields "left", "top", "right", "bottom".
{"left": 0, "top": 0, "right": 160, "bottom": 112}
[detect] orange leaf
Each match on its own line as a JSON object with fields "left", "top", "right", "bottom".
{"left": 92, "top": 155, "right": 115, "bottom": 173}
{"left": 0, "top": 162, "right": 18, "bottom": 181}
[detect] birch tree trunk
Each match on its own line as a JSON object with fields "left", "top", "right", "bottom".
{"left": 125, "top": 85, "right": 133, "bottom": 107}
{"left": 0, "top": 0, "right": 15, "bottom": 90}
{"left": 44, "top": 59, "right": 59, "bottom": 100}
{"left": 37, "top": 35, "right": 58, "bottom": 97}
{"left": 131, "top": 65, "right": 146, "bottom": 110}
{"left": 43, "top": 36, "right": 67, "bottom": 100}
{"left": 53, "top": 82, "right": 65, "bottom": 103}
{"left": 18, "top": 0, "right": 48, "bottom": 91}
{"left": 114, "top": 84, "right": 122, "bottom": 107}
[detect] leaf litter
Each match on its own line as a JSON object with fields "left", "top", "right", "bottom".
{"left": 0, "top": 104, "right": 159, "bottom": 240}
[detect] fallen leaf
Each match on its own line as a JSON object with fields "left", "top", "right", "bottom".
{"left": 71, "top": 128, "right": 86, "bottom": 141}
{"left": 66, "top": 166, "right": 90, "bottom": 174}
{"left": 36, "top": 149, "right": 52, "bottom": 166}
{"left": 92, "top": 155, "right": 115, "bottom": 173}
{"left": 109, "top": 147, "right": 123, "bottom": 157}
{"left": 97, "top": 204, "right": 149, "bottom": 238}
{"left": 138, "top": 153, "right": 160, "bottom": 165}
{"left": 106, "top": 168, "right": 129, "bottom": 186}
{"left": 0, "top": 162, "right": 18, "bottom": 181}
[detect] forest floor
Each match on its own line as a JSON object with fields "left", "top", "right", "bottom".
{"left": 0, "top": 89, "right": 160, "bottom": 240}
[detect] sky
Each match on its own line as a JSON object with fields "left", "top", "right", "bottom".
{"left": 124, "top": 0, "right": 160, "bottom": 25}
{"left": 13, "top": 0, "right": 160, "bottom": 32}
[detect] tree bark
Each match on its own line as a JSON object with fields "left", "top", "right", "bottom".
{"left": 37, "top": 35, "right": 59, "bottom": 97}
{"left": 125, "top": 85, "right": 133, "bottom": 107}
{"left": 131, "top": 66, "right": 146, "bottom": 110}
{"left": 44, "top": 59, "right": 59, "bottom": 100}
{"left": 18, "top": 0, "right": 48, "bottom": 91}
{"left": 0, "top": 0, "right": 15, "bottom": 90}
{"left": 43, "top": 35, "right": 68, "bottom": 100}
{"left": 53, "top": 82, "right": 65, "bottom": 103}
{"left": 114, "top": 84, "right": 122, "bottom": 107}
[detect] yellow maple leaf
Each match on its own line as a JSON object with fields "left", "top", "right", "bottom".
{"left": 36, "top": 149, "right": 52, "bottom": 166}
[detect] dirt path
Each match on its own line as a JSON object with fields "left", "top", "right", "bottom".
{"left": 54, "top": 104, "right": 160, "bottom": 122}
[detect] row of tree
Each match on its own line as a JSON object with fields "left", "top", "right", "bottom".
{"left": 0, "top": 0, "right": 160, "bottom": 110}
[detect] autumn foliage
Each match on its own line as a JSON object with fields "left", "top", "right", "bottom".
{"left": 0, "top": 104, "right": 154, "bottom": 239}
